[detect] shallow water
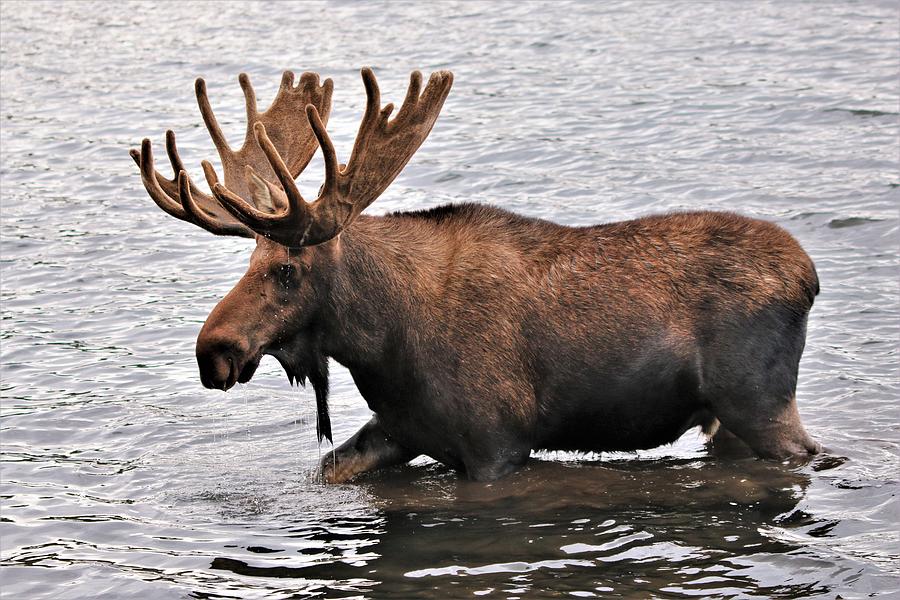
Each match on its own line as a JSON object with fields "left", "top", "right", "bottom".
{"left": 1, "top": 1, "right": 898, "bottom": 598}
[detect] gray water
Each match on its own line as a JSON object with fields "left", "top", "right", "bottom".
{"left": 1, "top": 1, "right": 898, "bottom": 598}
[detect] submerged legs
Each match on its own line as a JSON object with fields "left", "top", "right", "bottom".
{"left": 714, "top": 396, "right": 821, "bottom": 460}
{"left": 320, "top": 416, "right": 415, "bottom": 483}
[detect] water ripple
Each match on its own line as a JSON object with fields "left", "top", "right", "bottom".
{"left": 2, "top": 1, "right": 898, "bottom": 598}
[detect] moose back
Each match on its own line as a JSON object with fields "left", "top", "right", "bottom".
{"left": 132, "top": 68, "right": 821, "bottom": 482}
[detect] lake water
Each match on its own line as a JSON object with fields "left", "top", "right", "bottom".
{"left": 1, "top": 1, "right": 898, "bottom": 598}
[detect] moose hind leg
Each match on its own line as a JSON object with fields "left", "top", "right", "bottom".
{"left": 320, "top": 416, "right": 415, "bottom": 484}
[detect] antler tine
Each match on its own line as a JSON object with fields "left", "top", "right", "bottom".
{"left": 195, "top": 77, "right": 232, "bottom": 157}
{"left": 358, "top": 67, "right": 382, "bottom": 134}
{"left": 177, "top": 170, "right": 256, "bottom": 237}
{"left": 131, "top": 134, "right": 255, "bottom": 238}
{"left": 129, "top": 130, "right": 187, "bottom": 201}
{"left": 135, "top": 138, "right": 191, "bottom": 221}
{"left": 253, "top": 122, "right": 308, "bottom": 215}
{"left": 209, "top": 179, "right": 272, "bottom": 231}
{"left": 164, "top": 130, "right": 228, "bottom": 210}
{"left": 164, "top": 130, "right": 187, "bottom": 176}
{"left": 238, "top": 73, "right": 258, "bottom": 133}
{"left": 392, "top": 70, "right": 423, "bottom": 126}
{"left": 305, "top": 104, "right": 341, "bottom": 198}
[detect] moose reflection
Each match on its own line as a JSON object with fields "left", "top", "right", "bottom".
{"left": 208, "top": 458, "right": 824, "bottom": 598}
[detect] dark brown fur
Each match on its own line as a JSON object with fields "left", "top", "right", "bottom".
{"left": 197, "top": 204, "right": 821, "bottom": 482}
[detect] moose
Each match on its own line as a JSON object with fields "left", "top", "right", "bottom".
{"left": 132, "top": 68, "right": 821, "bottom": 483}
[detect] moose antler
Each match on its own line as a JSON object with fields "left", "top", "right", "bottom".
{"left": 131, "top": 71, "right": 333, "bottom": 237}
{"left": 210, "top": 68, "right": 454, "bottom": 247}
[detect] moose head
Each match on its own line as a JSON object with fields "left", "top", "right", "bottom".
{"left": 131, "top": 68, "right": 453, "bottom": 442}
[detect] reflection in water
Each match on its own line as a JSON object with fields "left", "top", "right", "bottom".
{"left": 208, "top": 457, "right": 832, "bottom": 598}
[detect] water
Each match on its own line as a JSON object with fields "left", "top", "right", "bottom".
{"left": 1, "top": 1, "right": 898, "bottom": 597}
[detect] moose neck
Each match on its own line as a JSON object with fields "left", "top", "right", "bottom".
{"left": 318, "top": 214, "right": 442, "bottom": 372}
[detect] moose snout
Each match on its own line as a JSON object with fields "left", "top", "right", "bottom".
{"left": 196, "top": 350, "right": 234, "bottom": 390}
{"left": 195, "top": 336, "right": 252, "bottom": 391}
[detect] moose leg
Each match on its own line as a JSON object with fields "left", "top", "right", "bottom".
{"left": 701, "top": 308, "right": 821, "bottom": 460}
{"left": 706, "top": 422, "right": 756, "bottom": 457}
{"left": 715, "top": 396, "right": 821, "bottom": 460}
{"left": 704, "top": 351, "right": 821, "bottom": 459}
{"left": 320, "top": 416, "right": 415, "bottom": 484}
{"left": 464, "top": 452, "right": 530, "bottom": 482}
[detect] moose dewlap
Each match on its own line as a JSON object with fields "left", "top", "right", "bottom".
{"left": 132, "top": 68, "right": 821, "bottom": 483}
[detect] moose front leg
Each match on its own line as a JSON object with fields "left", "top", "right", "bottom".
{"left": 320, "top": 416, "right": 415, "bottom": 484}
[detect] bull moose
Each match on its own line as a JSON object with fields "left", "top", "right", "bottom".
{"left": 131, "top": 68, "right": 821, "bottom": 483}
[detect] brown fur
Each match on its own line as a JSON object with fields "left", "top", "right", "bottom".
{"left": 196, "top": 204, "right": 821, "bottom": 482}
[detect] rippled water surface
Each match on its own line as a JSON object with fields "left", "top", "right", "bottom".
{"left": 2, "top": 1, "right": 899, "bottom": 598}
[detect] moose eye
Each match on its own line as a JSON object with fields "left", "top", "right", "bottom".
{"left": 277, "top": 263, "right": 296, "bottom": 288}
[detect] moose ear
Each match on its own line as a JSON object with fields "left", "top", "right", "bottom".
{"left": 246, "top": 167, "right": 288, "bottom": 214}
